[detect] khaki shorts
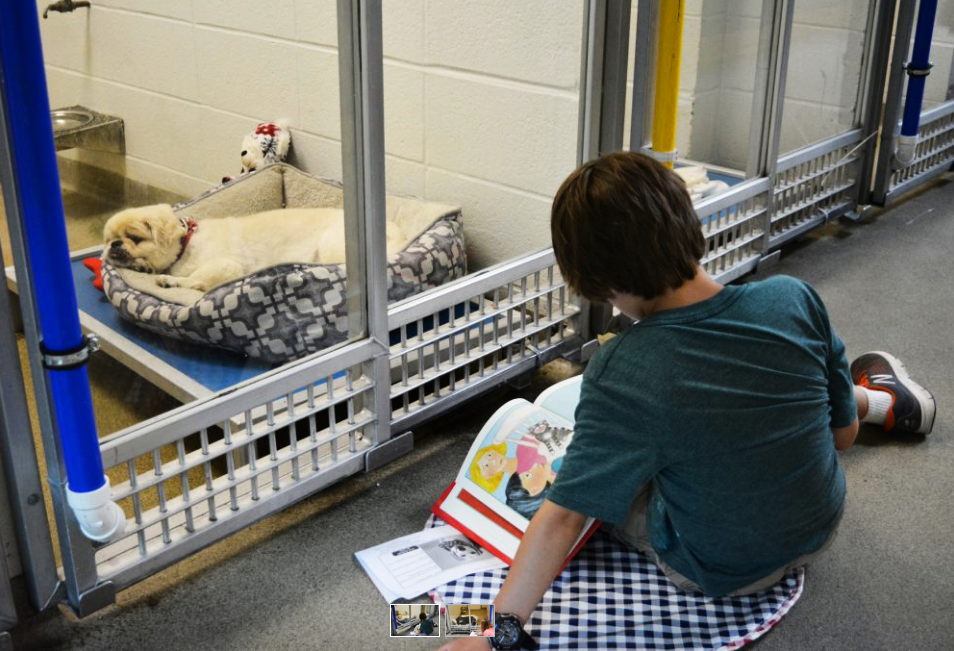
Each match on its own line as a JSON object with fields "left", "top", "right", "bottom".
{"left": 608, "top": 484, "right": 841, "bottom": 596}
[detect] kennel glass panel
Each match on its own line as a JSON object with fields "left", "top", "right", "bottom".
{"left": 627, "top": 0, "right": 769, "bottom": 197}
{"left": 9, "top": 0, "right": 405, "bottom": 606}
{"left": 379, "top": 2, "right": 584, "bottom": 272}
{"left": 776, "top": 0, "right": 873, "bottom": 156}
{"left": 16, "top": 0, "right": 381, "bottom": 438}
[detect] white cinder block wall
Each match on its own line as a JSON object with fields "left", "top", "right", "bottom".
{"left": 39, "top": 0, "right": 584, "bottom": 270}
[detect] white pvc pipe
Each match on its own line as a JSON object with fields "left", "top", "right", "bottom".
{"left": 66, "top": 478, "right": 127, "bottom": 543}
{"left": 896, "top": 133, "right": 919, "bottom": 167}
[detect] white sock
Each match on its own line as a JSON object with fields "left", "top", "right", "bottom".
{"left": 860, "top": 387, "right": 893, "bottom": 426}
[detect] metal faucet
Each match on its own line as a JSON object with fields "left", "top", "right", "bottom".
{"left": 43, "top": 0, "right": 91, "bottom": 19}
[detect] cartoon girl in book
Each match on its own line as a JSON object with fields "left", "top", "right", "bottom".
{"left": 471, "top": 429, "right": 548, "bottom": 495}
{"left": 470, "top": 442, "right": 515, "bottom": 494}
{"left": 470, "top": 410, "right": 573, "bottom": 499}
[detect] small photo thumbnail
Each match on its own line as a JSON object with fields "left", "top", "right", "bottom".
{"left": 390, "top": 603, "right": 441, "bottom": 637}
{"left": 444, "top": 603, "right": 494, "bottom": 637}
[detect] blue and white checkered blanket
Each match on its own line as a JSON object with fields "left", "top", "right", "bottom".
{"left": 427, "top": 516, "right": 803, "bottom": 650}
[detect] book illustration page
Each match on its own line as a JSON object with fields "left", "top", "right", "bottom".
{"left": 462, "top": 402, "right": 574, "bottom": 521}
{"left": 355, "top": 525, "right": 505, "bottom": 601}
{"left": 534, "top": 375, "right": 583, "bottom": 423}
{"left": 378, "top": 533, "right": 485, "bottom": 582}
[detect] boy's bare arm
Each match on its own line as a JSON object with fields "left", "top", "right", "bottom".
{"left": 437, "top": 499, "right": 589, "bottom": 651}
{"left": 496, "top": 499, "right": 589, "bottom": 622}
{"left": 831, "top": 419, "right": 859, "bottom": 451}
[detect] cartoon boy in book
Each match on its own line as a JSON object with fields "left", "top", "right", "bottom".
{"left": 505, "top": 461, "right": 558, "bottom": 520}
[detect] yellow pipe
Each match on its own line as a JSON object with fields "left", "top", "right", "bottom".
{"left": 651, "top": 0, "right": 685, "bottom": 168}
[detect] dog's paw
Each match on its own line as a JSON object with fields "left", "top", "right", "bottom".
{"left": 157, "top": 275, "right": 209, "bottom": 292}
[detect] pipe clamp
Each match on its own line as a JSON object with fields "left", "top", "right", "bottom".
{"left": 40, "top": 334, "right": 100, "bottom": 370}
{"left": 905, "top": 61, "right": 934, "bottom": 77}
{"left": 644, "top": 147, "right": 679, "bottom": 164}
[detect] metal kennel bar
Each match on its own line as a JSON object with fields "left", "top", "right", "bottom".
{"left": 770, "top": 130, "right": 866, "bottom": 249}
{"left": 92, "top": 339, "right": 381, "bottom": 588}
{"left": 388, "top": 249, "right": 581, "bottom": 433}
{"left": 696, "top": 178, "right": 773, "bottom": 284}
{"left": 0, "top": 72, "right": 62, "bottom": 611}
{"left": 336, "top": 0, "right": 395, "bottom": 458}
{"left": 880, "top": 99, "right": 954, "bottom": 202}
{"left": 578, "top": 0, "right": 634, "bottom": 340}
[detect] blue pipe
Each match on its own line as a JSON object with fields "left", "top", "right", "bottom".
{"left": 901, "top": 0, "right": 939, "bottom": 139}
{"left": 0, "top": 3, "right": 105, "bottom": 494}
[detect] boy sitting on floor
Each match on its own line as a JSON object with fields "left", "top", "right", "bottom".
{"left": 439, "top": 152, "right": 935, "bottom": 651}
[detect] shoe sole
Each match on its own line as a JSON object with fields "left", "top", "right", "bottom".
{"left": 866, "top": 351, "right": 936, "bottom": 435}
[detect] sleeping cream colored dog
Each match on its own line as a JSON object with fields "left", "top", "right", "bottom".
{"left": 102, "top": 203, "right": 407, "bottom": 292}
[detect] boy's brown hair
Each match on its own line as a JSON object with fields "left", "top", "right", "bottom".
{"left": 550, "top": 151, "right": 705, "bottom": 301}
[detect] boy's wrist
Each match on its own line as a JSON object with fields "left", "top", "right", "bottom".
{"left": 491, "top": 613, "right": 538, "bottom": 650}
{"left": 492, "top": 603, "right": 526, "bottom": 625}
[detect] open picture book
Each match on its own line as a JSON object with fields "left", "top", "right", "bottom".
{"left": 432, "top": 375, "right": 600, "bottom": 566}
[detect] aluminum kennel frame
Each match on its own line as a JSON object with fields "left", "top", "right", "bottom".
{"left": 0, "top": 0, "right": 587, "bottom": 615}
{"left": 630, "top": 0, "right": 893, "bottom": 266}
{"left": 872, "top": 0, "right": 954, "bottom": 205}
{"left": 0, "top": 0, "right": 924, "bottom": 619}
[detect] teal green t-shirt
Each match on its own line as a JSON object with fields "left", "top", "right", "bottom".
{"left": 547, "top": 276, "right": 855, "bottom": 596}
{"left": 419, "top": 618, "right": 434, "bottom": 635}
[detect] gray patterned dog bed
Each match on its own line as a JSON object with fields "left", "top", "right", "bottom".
{"left": 101, "top": 164, "right": 466, "bottom": 364}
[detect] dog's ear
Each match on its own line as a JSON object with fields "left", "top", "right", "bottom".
{"left": 142, "top": 205, "right": 179, "bottom": 249}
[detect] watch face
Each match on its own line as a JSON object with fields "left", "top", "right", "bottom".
{"left": 496, "top": 619, "right": 521, "bottom": 646}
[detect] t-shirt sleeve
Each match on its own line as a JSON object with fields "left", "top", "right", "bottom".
{"left": 546, "top": 364, "right": 663, "bottom": 525}
{"left": 800, "top": 281, "right": 856, "bottom": 428}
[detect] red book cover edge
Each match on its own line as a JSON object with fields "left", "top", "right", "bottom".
{"left": 431, "top": 481, "right": 601, "bottom": 571}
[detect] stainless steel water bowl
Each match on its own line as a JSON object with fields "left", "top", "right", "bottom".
{"left": 51, "top": 109, "right": 95, "bottom": 132}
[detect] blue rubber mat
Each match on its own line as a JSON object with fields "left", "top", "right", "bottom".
{"left": 72, "top": 257, "right": 272, "bottom": 393}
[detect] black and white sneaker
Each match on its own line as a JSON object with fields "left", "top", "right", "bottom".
{"left": 851, "top": 351, "right": 936, "bottom": 435}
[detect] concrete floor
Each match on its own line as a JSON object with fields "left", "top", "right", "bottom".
{"left": 6, "top": 175, "right": 954, "bottom": 650}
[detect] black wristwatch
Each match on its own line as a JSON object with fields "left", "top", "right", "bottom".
{"left": 491, "top": 613, "right": 538, "bottom": 650}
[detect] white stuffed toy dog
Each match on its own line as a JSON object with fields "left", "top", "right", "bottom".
{"left": 222, "top": 120, "right": 291, "bottom": 183}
